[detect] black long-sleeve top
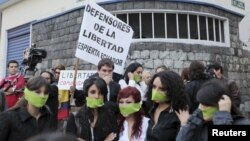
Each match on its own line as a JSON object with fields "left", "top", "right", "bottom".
{"left": 146, "top": 105, "right": 180, "bottom": 141}
{"left": 66, "top": 102, "right": 118, "bottom": 141}
{"left": 0, "top": 106, "right": 56, "bottom": 141}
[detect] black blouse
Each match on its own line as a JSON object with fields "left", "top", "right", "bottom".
{"left": 0, "top": 106, "right": 56, "bottom": 141}
{"left": 146, "top": 105, "right": 180, "bottom": 141}
{"left": 66, "top": 102, "right": 118, "bottom": 141}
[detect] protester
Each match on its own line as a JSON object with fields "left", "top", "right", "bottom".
{"left": 185, "top": 61, "right": 208, "bottom": 113}
{"left": 117, "top": 86, "right": 149, "bottom": 141}
{"left": 9, "top": 71, "right": 59, "bottom": 127}
{"left": 181, "top": 67, "right": 190, "bottom": 85}
{"left": 72, "top": 58, "right": 121, "bottom": 106}
{"left": 145, "top": 71, "right": 188, "bottom": 141}
{"left": 52, "top": 64, "right": 71, "bottom": 129}
{"left": 40, "top": 71, "right": 59, "bottom": 127}
{"left": 119, "top": 62, "right": 147, "bottom": 100}
{"left": 155, "top": 65, "right": 169, "bottom": 73}
{"left": 52, "top": 64, "right": 65, "bottom": 84}
{"left": 0, "top": 60, "right": 25, "bottom": 108}
{"left": 176, "top": 79, "right": 250, "bottom": 141}
{"left": 0, "top": 76, "right": 57, "bottom": 141}
{"left": 142, "top": 70, "right": 152, "bottom": 85}
{"left": 66, "top": 77, "right": 118, "bottom": 141}
{"left": 208, "top": 62, "right": 241, "bottom": 108}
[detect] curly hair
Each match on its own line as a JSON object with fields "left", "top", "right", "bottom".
{"left": 145, "top": 71, "right": 188, "bottom": 111}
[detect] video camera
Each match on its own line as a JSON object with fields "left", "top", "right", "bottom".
{"left": 21, "top": 43, "right": 47, "bottom": 79}
{"left": 203, "top": 65, "right": 216, "bottom": 80}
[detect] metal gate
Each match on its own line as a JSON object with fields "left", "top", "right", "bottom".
{"left": 7, "top": 23, "right": 30, "bottom": 65}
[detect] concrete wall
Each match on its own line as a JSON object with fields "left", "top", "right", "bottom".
{"left": 31, "top": 1, "right": 250, "bottom": 115}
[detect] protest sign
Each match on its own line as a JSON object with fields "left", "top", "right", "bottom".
{"left": 75, "top": 1, "right": 134, "bottom": 74}
{"left": 57, "top": 70, "right": 96, "bottom": 90}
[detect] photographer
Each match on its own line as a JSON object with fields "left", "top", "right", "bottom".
{"left": 0, "top": 60, "right": 25, "bottom": 108}
{"left": 22, "top": 44, "right": 47, "bottom": 80}
{"left": 207, "top": 62, "right": 241, "bottom": 108}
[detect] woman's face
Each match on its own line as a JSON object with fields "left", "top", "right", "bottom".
{"left": 34, "top": 86, "right": 48, "bottom": 97}
{"left": 133, "top": 67, "right": 143, "bottom": 76}
{"left": 199, "top": 104, "right": 218, "bottom": 121}
{"left": 142, "top": 71, "right": 152, "bottom": 84}
{"left": 153, "top": 77, "right": 165, "bottom": 92}
{"left": 119, "top": 95, "right": 135, "bottom": 107}
{"left": 87, "top": 84, "right": 103, "bottom": 99}
{"left": 41, "top": 72, "right": 51, "bottom": 84}
{"left": 152, "top": 77, "right": 167, "bottom": 103}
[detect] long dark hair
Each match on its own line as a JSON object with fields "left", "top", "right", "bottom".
{"left": 145, "top": 71, "right": 188, "bottom": 111}
{"left": 40, "top": 71, "right": 56, "bottom": 84}
{"left": 83, "top": 77, "right": 108, "bottom": 122}
{"left": 123, "top": 62, "right": 143, "bottom": 84}
{"left": 117, "top": 86, "right": 143, "bottom": 139}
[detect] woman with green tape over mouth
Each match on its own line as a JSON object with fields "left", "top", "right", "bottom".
{"left": 176, "top": 79, "right": 250, "bottom": 141}
{"left": 66, "top": 77, "right": 118, "bottom": 141}
{"left": 119, "top": 62, "right": 148, "bottom": 101}
{"left": 0, "top": 76, "right": 57, "bottom": 141}
{"left": 117, "top": 86, "right": 149, "bottom": 141}
{"left": 145, "top": 71, "right": 189, "bottom": 141}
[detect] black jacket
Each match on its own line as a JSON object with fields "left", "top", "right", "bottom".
{"left": 185, "top": 79, "right": 207, "bottom": 113}
{"left": 0, "top": 106, "right": 56, "bottom": 141}
{"left": 176, "top": 109, "right": 250, "bottom": 141}
{"left": 146, "top": 105, "right": 180, "bottom": 141}
{"left": 66, "top": 102, "right": 118, "bottom": 141}
{"left": 74, "top": 73, "right": 121, "bottom": 106}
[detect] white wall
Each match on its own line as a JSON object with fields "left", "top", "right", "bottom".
{"left": 0, "top": 0, "right": 86, "bottom": 77}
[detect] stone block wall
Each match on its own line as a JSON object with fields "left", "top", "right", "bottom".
{"left": 32, "top": 0, "right": 250, "bottom": 115}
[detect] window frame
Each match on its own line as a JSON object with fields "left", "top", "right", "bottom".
{"left": 113, "top": 9, "right": 230, "bottom": 47}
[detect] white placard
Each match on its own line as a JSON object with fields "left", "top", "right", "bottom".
{"left": 75, "top": 1, "right": 134, "bottom": 74}
{"left": 57, "top": 70, "right": 96, "bottom": 90}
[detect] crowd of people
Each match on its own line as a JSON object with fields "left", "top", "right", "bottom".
{"left": 0, "top": 58, "right": 249, "bottom": 141}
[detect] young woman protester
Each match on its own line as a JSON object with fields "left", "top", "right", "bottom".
{"left": 176, "top": 79, "right": 250, "bottom": 141}
{"left": 0, "top": 76, "right": 57, "bottom": 141}
{"left": 119, "top": 62, "right": 147, "bottom": 100}
{"left": 145, "top": 71, "right": 188, "bottom": 141}
{"left": 66, "top": 77, "right": 118, "bottom": 141}
{"left": 9, "top": 71, "right": 59, "bottom": 128}
{"left": 117, "top": 86, "right": 149, "bottom": 141}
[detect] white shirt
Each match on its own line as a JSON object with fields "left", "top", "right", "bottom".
{"left": 119, "top": 117, "right": 149, "bottom": 141}
{"left": 118, "top": 79, "right": 148, "bottom": 100}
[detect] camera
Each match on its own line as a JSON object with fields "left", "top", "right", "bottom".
{"left": 203, "top": 65, "right": 216, "bottom": 80}
{"left": 21, "top": 43, "right": 47, "bottom": 79}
